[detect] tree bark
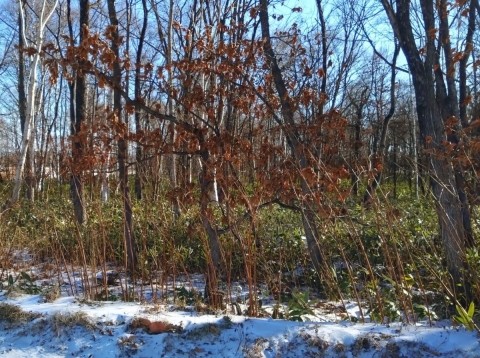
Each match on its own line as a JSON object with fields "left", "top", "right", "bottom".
{"left": 134, "top": 0, "right": 148, "bottom": 201}
{"left": 107, "top": 0, "right": 137, "bottom": 274}
{"left": 68, "top": 0, "right": 89, "bottom": 225}
{"left": 381, "top": 0, "right": 470, "bottom": 293}
{"left": 17, "top": 2, "right": 33, "bottom": 202}
{"left": 166, "top": 0, "right": 180, "bottom": 218}
{"left": 315, "top": 0, "right": 328, "bottom": 115}
{"left": 199, "top": 152, "right": 223, "bottom": 307}
{"left": 259, "top": 0, "right": 325, "bottom": 278}
{"left": 5, "top": 0, "right": 57, "bottom": 210}
{"left": 350, "top": 87, "right": 369, "bottom": 197}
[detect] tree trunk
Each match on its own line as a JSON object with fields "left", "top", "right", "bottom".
{"left": 166, "top": 0, "right": 180, "bottom": 218}
{"left": 363, "top": 44, "right": 400, "bottom": 204}
{"left": 134, "top": 0, "right": 148, "bottom": 201}
{"left": 68, "top": 0, "right": 88, "bottom": 225}
{"left": 381, "top": 0, "right": 470, "bottom": 293}
{"left": 5, "top": 0, "right": 57, "bottom": 210}
{"left": 107, "top": 0, "right": 137, "bottom": 274}
{"left": 199, "top": 152, "right": 223, "bottom": 307}
{"left": 259, "top": 0, "right": 326, "bottom": 279}
{"left": 456, "top": 0, "right": 477, "bottom": 249}
{"left": 315, "top": 0, "right": 328, "bottom": 115}
{"left": 17, "top": 3, "right": 34, "bottom": 202}
{"left": 350, "top": 87, "right": 369, "bottom": 197}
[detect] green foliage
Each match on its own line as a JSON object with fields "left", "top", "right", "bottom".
{"left": 368, "top": 299, "right": 400, "bottom": 323}
{"left": 287, "top": 290, "right": 315, "bottom": 322}
{"left": 175, "top": 287, "right": 202, "bottom": 306}
{"left": 453, "top": 302, "right": 477, "bottom": 331}
{"left": 412, "top": 303, "right": 438, "bottom": 321}
{"left": 6, "top": 271, "right": 41, "bottom": 295}
{"left": 364, "top": 278, "right": 401, "bottom": 323}
{"left": 0, "top": 178, "right": 477, "bottom": 323}
{"left": 256, "top": 206, "right": 309, "bottom": 285}
{"left": 135, "top": 203, "right": 206, "bottom": 275}
{"left": 465, "top": 248, "right": 480, "bottom": 299}
{"left": 94, "top": 289, "right": 119, "bottom": 302}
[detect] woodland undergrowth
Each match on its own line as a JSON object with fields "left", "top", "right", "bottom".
{"left": 0, "top": 179, "right": 479, "bottom": 328}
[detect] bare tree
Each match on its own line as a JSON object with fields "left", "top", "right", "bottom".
{"left": 259, "top": 0, "right": 326, "bottom": 280}
{"left": 4, "top": 0, "right": 58, "bottom": 210}
{"left": 107, "top": 0, "right": 136, "bottom": 274}
{"left": 363, "top": 43, "right": 400, "bottom": 203}
{"left": 380, "top": 0, "right": 475, "bottom": 296}
{"left": 133, "top": 0, "right": 148, "bottom": 200}
{"left": 67, "top": 0, "right": 89, "bottom": 225}
{"left": 17, "top": 0, "right": 31, "bottom": 200}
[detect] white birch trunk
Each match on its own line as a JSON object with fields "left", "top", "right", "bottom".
{"left": 9, "top": 0, "right": 58, "bottom": 205}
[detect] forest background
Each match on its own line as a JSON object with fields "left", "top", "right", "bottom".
{"left": 0, "top": 0, "right": 479, "bottom": 325}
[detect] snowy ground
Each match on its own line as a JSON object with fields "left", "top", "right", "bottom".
{"left": 1, "top": 292, "right": 479, "bottom": 357}
{"left": 0, "top": 256, "right": 479, "bottom": 357}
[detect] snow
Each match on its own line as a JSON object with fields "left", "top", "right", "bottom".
{"left": 0, "top": 256, "right": 478, "bottom": 357}
{"left": 0, "top": 291, "right": 479, "bottom": 357}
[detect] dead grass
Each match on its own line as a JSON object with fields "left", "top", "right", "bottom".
{"left": 51, "top": 311, "right": 96, "bottom": 336}
{"left": 118, "top": 334, "right": 142, "bottom": 352}
{"left": 185, "top": 322, "right": 222, "bottom": 339}
{"left": 41, "top": 285, "right": 60, "bottom": 302}
{"left": 0, "top": 303, "right": 41, "bottom": 325}
{"left": 244, "top": 338, "right": 269, "bottom": 358}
